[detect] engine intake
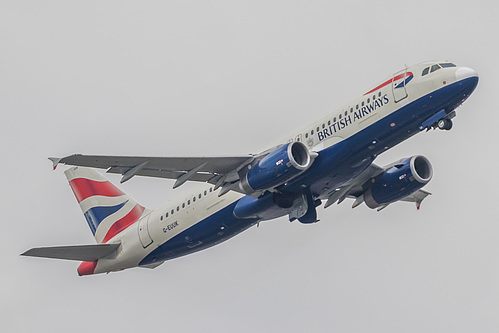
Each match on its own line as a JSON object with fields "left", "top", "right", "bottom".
{"left": 239, "top": 141, "right": 313, "bottom": 193}
{"left": 364, "top": 155, "right": 432, "bottom": 209}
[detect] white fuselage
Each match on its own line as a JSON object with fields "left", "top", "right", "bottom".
{"left": 94, "top": 61, "right": 478, "bottom": 274}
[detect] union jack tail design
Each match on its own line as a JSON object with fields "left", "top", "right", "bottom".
{"left": 65, "top": 167, "right": 147, "bottom": 243}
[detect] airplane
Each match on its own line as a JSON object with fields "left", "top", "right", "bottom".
{"left": 22, "top": 61, "right": 479, "bottom": 275}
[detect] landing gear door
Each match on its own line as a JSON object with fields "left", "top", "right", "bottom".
{"left": 138, "top": 214, "right": 153, "bottom": 248}
{"left": 392, "top": 69, "right": 408, "bottom": 103}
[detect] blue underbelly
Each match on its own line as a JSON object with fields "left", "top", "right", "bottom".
{"left": 139, "top": 76, "right": 478, "bottom": 266}
{"left": 288, "top": 76, "right": 479, "bottom": 195}
{"left": 139, "top": 201, "right": 258, "bottom": 266}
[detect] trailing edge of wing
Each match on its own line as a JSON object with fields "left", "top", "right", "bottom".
{"left": 21, "top": 243, "right": 120, "bottom": 261}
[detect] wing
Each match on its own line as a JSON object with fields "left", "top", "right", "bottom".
{"left": 323, "top": 161, "right": 431, "bottom": 210}
{"left": 322, "top": 163, "right": 384, "bottom": 208}
{"left": 51, "top": 154, "right": 254, "bottom": 190}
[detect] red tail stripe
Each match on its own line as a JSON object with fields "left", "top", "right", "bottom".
{"left": 78, "top": 260, "right": 97, "bottom": 276}
{"left": 69, "top": 178, "right": 125, "bottom": 203}
{"left": 101, "top": 204, "right": 146, "bottom": 243}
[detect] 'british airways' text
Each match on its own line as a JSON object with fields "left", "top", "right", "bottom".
{"left": 318, "top": 94, "right": 389, "bottom": 141}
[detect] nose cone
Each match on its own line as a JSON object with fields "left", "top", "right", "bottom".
{"left": 453, "top": 66, "right": 479, "bottom": 104}
{"left": 455, "top": 67, "right": 478, "bottom": 81}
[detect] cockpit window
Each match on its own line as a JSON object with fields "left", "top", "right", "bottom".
{"left": 440, "top": 63, "right": 456, "bottom": 68}
{"left": 423, "top": 63, "right": 456, "bottom": 76}
{"left": 430, "top": 64, "right": 441, "bottom": 73}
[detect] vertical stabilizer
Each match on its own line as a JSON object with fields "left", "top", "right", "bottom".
{"left": 65, "top": 167, "right": 147, "bottom": 243}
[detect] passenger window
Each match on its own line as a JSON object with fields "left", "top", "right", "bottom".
{"left": 344, "top": 111, "right": 347, "bottom": 116}
{"left": 199, "top": 194, "right": 202, "bottom": 199}
{"left": 339, "top": 114, "right": 342, "bottom": 120}
{"left": 372, "top": 95, "right": 375, "bottom": 100}
{"left": 378, "top": 92, "right": 381, "bottom": 97}
{"left": 361, "top": 101, "right": 365, "bottom": 107}
{"left": 328, "top": 120, "right": 331, "bottom": 126}
{"left": 311, "top": 130, "right": 314, "bottom": 135}
{"left": 166, "top": 212, "right": 168, "bottom": 218}
{"left": 210, "top": 188, "right": 213, "bottom": 192}
{"left": 160, "top": 216, "right": 163, "bottom": 221}
{"left": 322, "top": 124, "right": 325, "bottom": 129}
{"left": 422, "top": 67, "right": 429, "bottom": 76}
{"left": 204, "top": 190, "right": 207, "bottom": 196}
{"left": 316, "top": 127, "right": 320, "bottom": 132}
{"left": 333, "top": 117, "right": 336, "bottom": 122}
{"left": 350, "top": 107, "right": 353, "bottom": 113}
{"left": 182, "top": 203, "right": 185, "bottom": 208}
{"left": 171, "top": 209, "right": 174, "bottom": 214}
{"left": 356, "top": 104, "right": 359, "bottom": 109}
{"left": 193, "top": 197, "right": 196, "bottom": 202}
{"left": 177, "top": 206, "right": 179, "bottom": 211}
{"left": 431, "top": 64, "right": 441, "bottom": 73}
{"left": 305, "top": 133, "right": 308, "bottom": 138}
{"left": 367, "top": 98, "right": 370, "bottom": 103}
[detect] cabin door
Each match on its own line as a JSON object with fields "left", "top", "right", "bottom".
{"left": 138, "top": 214, "right": 153, "bottom": 248}
{"left": 392, "top": 69, "right": 409, "bottom": 103}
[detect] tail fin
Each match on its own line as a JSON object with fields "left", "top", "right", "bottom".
{"left": 65, "top": 167, "right": 147, "bottom": 243}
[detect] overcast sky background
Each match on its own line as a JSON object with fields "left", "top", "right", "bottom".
{"left": 1, "top": 1, "right": 497, "bottom": 332}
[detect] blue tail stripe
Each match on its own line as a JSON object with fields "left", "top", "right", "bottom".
{"left": 83, "top": 201, "right": 127, "bottom": 235}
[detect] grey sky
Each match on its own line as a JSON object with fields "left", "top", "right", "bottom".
{"left": 2, "top": 1, "right": 497, "bottom": 332}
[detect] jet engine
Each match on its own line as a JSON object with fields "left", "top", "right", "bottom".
{"left": 364, "top": 156, "right": 433, "bottom": 209}
{"left": 239, "top": 142, "right": 313, "bottom": 193}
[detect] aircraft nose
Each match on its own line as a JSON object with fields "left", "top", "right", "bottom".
{"left": 455, "top": 67, "right": 478, "bottom": 81}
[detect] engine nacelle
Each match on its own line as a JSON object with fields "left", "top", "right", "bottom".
{"left": 364, "top": 156, "right": 433, "bottom": 209}
{"left": 239, "top": 142, "right": 313, "bottom": 193}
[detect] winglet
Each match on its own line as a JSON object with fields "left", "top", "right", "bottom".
{"left": 413, "top": 190, "right": 431, "bottom": 210}
{"left": 415, "top": 193, "right": 431, "bottom": 210}
{"left": 377, "top": 204, "right": 389, "bottom": 212}
{"left": 48, "top": 157, "right": 62, "bottom": 170}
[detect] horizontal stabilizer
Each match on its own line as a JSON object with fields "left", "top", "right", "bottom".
{"left": 21, "top": 243, "right": 120, "bottom": 261}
